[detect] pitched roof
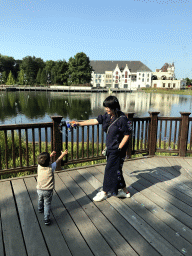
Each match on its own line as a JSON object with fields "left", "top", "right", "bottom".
{"left": 90, "top": 60, "right": 152, "bottom": 74}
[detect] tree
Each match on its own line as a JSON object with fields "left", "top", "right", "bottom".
{"left": 51, "top": 60, "right": 68, "bottom": 85}
{"left": 17, "top": 69, "right": 25, "bottom": 85}
{"left": 185, "top": 77, "right": 192, "bottom": 86}
{"left": 68, "top": 52, "right": 93, "bottom": 85}
{"left": 20, "top": 56, "right": 45, "bottom": 86}
{"left": 6, "top": 71, "right": 15, "bottom": 85}
{"left": 36, "top": 68, "right": 42, "bottom": 85}
{"left": 40, "top": 69, "right": 47, "bottom": 85}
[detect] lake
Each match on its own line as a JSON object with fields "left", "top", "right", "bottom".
{"left": 0, "top": 91, "right": 192, "bottom": 125}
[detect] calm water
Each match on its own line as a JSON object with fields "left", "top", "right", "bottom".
{"left": 0, "top": 91, "right": 192, "bottom": 125}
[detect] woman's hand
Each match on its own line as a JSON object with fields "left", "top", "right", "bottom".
{"left": 70, "top": 121, "right": 79, "bottom": 127}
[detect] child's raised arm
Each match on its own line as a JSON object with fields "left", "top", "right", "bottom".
{"left": 56, "top": 150, "right": 68, "bottom": 164}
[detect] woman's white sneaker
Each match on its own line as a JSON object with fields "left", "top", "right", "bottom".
{"left": 93, "top": 191, "right": 107, "bottom": 202}
{"left": 116, "top": 190, "right": 131, "bottom": 198}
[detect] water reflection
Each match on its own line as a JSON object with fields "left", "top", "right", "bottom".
{"left": 0, "top": 91, "right": 191, "bottom": 124}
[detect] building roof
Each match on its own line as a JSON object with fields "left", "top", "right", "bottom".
{"left": 90, "top": 60, "right": 152, "bottom": 74}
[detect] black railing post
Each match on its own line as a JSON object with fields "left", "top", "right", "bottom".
{"left": 148, "top": 112, "right": 160, "bottom": 156}
{"left": 51, "top": 116, "right": 63, "bottom": 170}
{"left": 126, "top": 113, "right": 135, "bottom": 159}
{"left": 179, "top": 112, "right": 191, "bottom": 157}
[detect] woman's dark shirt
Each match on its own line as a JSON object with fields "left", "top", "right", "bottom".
{"left": 97, "top": 111, "right": 132, "bottom": 151}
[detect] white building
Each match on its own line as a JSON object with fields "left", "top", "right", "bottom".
{"left": 151, "top": 63, "right": 186, "bottom": 89}
{"left": 90, "top": 61, "right": 152, "bottom": 90}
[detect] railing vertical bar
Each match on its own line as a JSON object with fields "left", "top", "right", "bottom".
{"left": 159, "top": 120, "right": 162, "bottom": 149}
{"left": 4, "top": 130, "right": 8, "bottom": 169}
{"left": 19, "top": 129, "right": 22, "bottom": 167}
{"left": 190, "top": 122, "right": 192, "bottom": 150}
{"left": 87, "top": 126, "right": 89, "bottom": 158}
{"left": 173, "top": 121, "right": 177, "bottom": 150}
{"left": 51, "top": 127, "right": 53, "bottom": 152}
{"left": 144, "top": 120, "right": 147, "bottom": 150}
{"left": 82, "top": 126, "right": 84, "bottom": 159}
{"left": 25, "top": 129, "right": 29, "bottom": 166}
{"left": 141, "top": 121, "right": 144, "bottom": 150}
{"left": 11, "top": 130, "right": 16, "bottom": 168}
{"left": 92, "top": 125, "right": 94, "bottom": 157}
{"left": 101, "top": 129, "right": 104, "bottom": 152}
{"left": 65, "top": 125, "right": 68, "bottom": 163}
{"left": 39, "top": 128, "right": 41, "bottom": 153}
{"left": 132, "top": 120, "right": 136, "bottom": 153}
{"left": 45, "top": 127, "right": 48, "bottom": 152}
{"left": 0, "top": 143, "right": 1, "bottom": 170}
{"left": 164, "top": 121, "right": 167, "bottom": 149}
{"left": 97, "top": 124, "right": 99, "bottom": 156}
{"left": 32, "top": 128, "right": 35, "bottom": 165}
{"left": 71, "top": 128, "right": 74, "bottom": 161}
{"left": 137, "top": 121, "right": 140, "bottom": 150}
{"left": 77, "top": 126, "right": 79, "bottom": 159}
{"left": 169, "top": 121, "right": 172, "bottom": 148}
{"left": 147, "top": 119, "right": 150, "bottom": 150}
{"left": 178, "top": 120, "right": 181, "bottom": 151}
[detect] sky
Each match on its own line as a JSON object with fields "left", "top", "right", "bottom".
{"left": 0, "top": 0, "right": 192, "bottom": 79}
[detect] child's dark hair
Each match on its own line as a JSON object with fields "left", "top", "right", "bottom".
{"left": 103, "top": 96, "right": 121, "bottom": 117}
{"left": 37, "top": 152, "right": 50, "bottom": 167}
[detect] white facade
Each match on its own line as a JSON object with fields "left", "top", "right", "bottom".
{"left": 91, "top": 62, "right": 185, "bottom": 90}
{"left": 91, "top": 63, "right": 152, "bottom": 90}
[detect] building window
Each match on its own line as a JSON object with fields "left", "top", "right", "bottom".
{"left": 106, "top": 80, "right": 108, "bottom": 83}
{"left": 125, "top": 79, "right": 127, "bottom": 83}
{"left": 116, "top": 80, "right": 118, "bottom": 83}
{"left": 116, "top": 76, "right": 118, "bottom": 79}
{"left": 168, "top": 83, "right": 170, "bottom": 88}
{"left": 163, "top": 83, "right": 165, "bottom": 87}
{"left": 147, "top": 79, "right": 149, "bottom": 82}
{"left": 115, "top": 84, "right": 118, "bottom": 88}
{"left": 147, "top": 74, "right": 149, "bottom": 77}
{"left": 95, "top": 79, "right": 97, "bottom": 83}
{"left": 173, "top": 83, "right": 175, "bottom": 88}
{"left": 139, "top": 73, "right": 141, "bottom": 76}
{"left": 124, "top": 84, "right": 128, "bottom": 88}
{"left": 142, "top": 78, "right": 144, "bottom": 82}
{"left": 122, "top": 75, "right": 124, "bottom": 78}
{"left": 116, "top": 71, "right": 118, "bottom": 74}
{"left": 99, "top": 79, "right": 101, "bottom": 83}
{"left": 142, "top": 73, "right": 144, "bottom": 77}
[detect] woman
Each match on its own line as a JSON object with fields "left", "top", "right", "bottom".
{"left": 71, "top": 96, "right": 132, "bottom": 202}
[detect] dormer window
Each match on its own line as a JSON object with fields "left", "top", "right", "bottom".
{"left": 116, "top": 71, "right": 118, "bottom": 74}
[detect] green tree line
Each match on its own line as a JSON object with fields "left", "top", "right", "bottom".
{"left": 0, "top": 52, "right": 93, "bottom": 86}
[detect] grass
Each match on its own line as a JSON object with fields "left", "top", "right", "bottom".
{"left": 141, "top": 87, "right": 192, "bottom": 95}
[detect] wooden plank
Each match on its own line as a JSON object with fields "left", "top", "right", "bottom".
{"left": 58, "top": 171, "right": 138, "bottom": 256}
{"left": 0, "top": 181, "right": 27, "bottom": 256}
{"left": 93, "top": 166, "right": 192, "bottom": 254}
{"left": 68, "top": 170, "right": 161, "bottom": 256}
{"left": 24, "top": 177, "right": 72, "bottom": 256}
{"left": 123, "top": 163, "right": 192, "bottom": 229}
{"left": 49, "top": 175, "right": 93, "bottom": 256}
{"left": 0, "top": 212, "right": 5, "bottom": 256}
{"left": 140, "top": 157, "right": 192, "bottom": 200}
{"left": 54, "top": 174, "right": 115, "bottom": 256}
{"left": 11, "top": 179, "right": 49, "bottom": 256}
{"left": 125, "top": 179, "right": 192, "bottom": 246}
{"left": 78, "top": 168, "right": 182, "bottom": 256}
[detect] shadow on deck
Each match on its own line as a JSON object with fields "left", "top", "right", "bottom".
{"left": 0, "top": 156, "right": 192, "bottom": 256}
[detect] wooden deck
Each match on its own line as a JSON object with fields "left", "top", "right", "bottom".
{"left": 1, "top": 156, "right": 192, "bottom": 256}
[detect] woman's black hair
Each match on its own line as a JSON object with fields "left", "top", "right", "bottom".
{"left": 103, "top": 96, "right": 121, "bottom": 117}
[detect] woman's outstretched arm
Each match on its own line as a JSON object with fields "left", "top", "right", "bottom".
{"left": 71, "top": 119, "right": 99, "bottom": 127}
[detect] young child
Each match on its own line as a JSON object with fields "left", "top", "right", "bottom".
{"left": 36, "top": 149, "right": 68, "bottom": 225}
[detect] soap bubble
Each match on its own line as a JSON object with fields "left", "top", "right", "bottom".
{"left": 181, "top": 248, "right": 187, "bottom": 254}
